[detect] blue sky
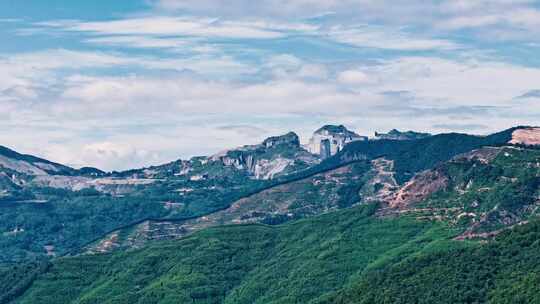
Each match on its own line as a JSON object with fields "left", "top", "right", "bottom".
{"left": 1, "top": 0, "right": 540, "bottom": 170}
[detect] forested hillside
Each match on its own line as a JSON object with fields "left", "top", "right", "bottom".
{"left": 0, "top": 127, "right": 522, "bottom": 262}
{"left": 9, "top": 204, "right": 454, "bottom": 304}
{"left": 323, "top": 220, "right": 540, "bottom": 304}
{"left": 1, "top": 126, "right": 540, "bottom": 304}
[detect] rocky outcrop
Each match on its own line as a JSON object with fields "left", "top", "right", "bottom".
{"left": 374, "top": 129, "right": 431, "bottom": 141}
{"left": 388, "top": 168, "right": 449, "bottom": 208}
{"left": 262, "top": 132, "right": 300, "bottom": 148}
{"left": 453, "top": 147, "right": 502, "bottom": 164}
{"left": 362, "top": 158, "right": 399, "bottom": 203}
{"left": 0, "top": 145, "right": 77, "bottom": 176}
{"left": 253, "top": 158, "right": 294, "bottom": 180}
{"left": 307, "top": 125, "right": 367, "bottom": 158}
{"left": 0, "top": 154, "right": 49, "bottom": 176}
{"left": 211, "top": 132, "right": 318, "bottom": 179}
{"left": 510, "top": 127, "right": 540, "bottom": 146}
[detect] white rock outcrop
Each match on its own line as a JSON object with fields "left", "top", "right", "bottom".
{"left": 307, "top": 125, "right": 367, "bottom": 158}
{"left": 209, "top": 132, "right": 317, "bottom": 180}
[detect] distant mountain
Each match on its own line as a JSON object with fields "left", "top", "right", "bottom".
{"left": 83, "top": 126, "right": 540, "bottom": 255}
{"left": 374, "top": 129, "right": 431, "bottom": 141}
{"left": 0, "top": 125, "right": 538, "bottom": 267}
{"left": 0, "top": 145, "right": 77, "bottom": 176}
{"left": 333, "top": 126, "right": 529, "bottom": 183}
{"left": 209, "top": 131, "right": 319, "bottom": 179}
{"left": 0, "top": 130, "right": 322, "bottom": 261}
{"left": 7, "top": 133, "right": 540, "bottom": 303}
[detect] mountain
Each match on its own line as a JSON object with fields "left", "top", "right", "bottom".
{"left": 81, "top": 126, "right": 540, "bottom": 255}
{"left": 6, "top": 141, "right": 540, "bottom": 303}
{"left": 209, "top": 131, "right": 319, "bottom": 179}
{"left": 0, "top": 126, "right": 536, "bottom": 262}
{"left": 332, "top": 126, "right": 524, "bottom": 183}
{"left": 307, "top": 125, "right": 368, "bottom": 158}
{"left": 374, "top": 129, "right": 431, "bottom": 141}
{"left": 1, "top": 125, "right": 540, "bottom": 303}
{"left": 0, "top": 146, "right": 76, "bottom": 176}
{"left": 0, "top": 131, "right": 321, "bottom": 261}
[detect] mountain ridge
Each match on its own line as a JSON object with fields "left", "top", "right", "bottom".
{"left": 1, "top": 125, "right": 540, "bottom": 303}
{"left": 0, "top": 125, "right": 537, "bottom": 261}
{"left": 1, "top": 125, "right": 536, "bottom": 176}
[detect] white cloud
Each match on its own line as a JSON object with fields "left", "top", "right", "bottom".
{"left": 77, "top": 142, "right": 161, "bottom": 171}
{"left": 4, "top": 1, "right": 540, "bottom": 171}
{"left": 0, "top": 49, "right": 257, "bottom": 95}
{"left": 150, "top": 0, "right": 540, "bottom": 43}
{"left": 216, "top": 125, "right": 269, "bottom": 137}
{"left": 437, "top": 15, "right": 501, "bottom": 30}
{"left": 37, "top": 17, "right": 299, "bottom": 39}
{"left": 438, "top": 8, "right": 540, "bottom": 31}
{"left": 2, "top": 49, "right": 540, "bottom": 170}
{"left": 84, "top": 35, "right": 192, "bottom": 50}
{"left": 516, "top": 89, "right": 540, "bottom": 99}
{"left": 370, "top": 57, "right": 540, "bottom": 107}
{"left": 337, "top": 70, "right": 372, "bottom": 85}
{"left": 32, "top": 15, "right": 461, "bottom": 52}
{"left": 3, "top": 50, "right": 540, "bottom": 156}
{"left": 297, "top": 64, "right": 329, "bottom": 80}
{"left": 151, "top": 0, "right": 441, "bottom": 21}
{"left": 434, "top": 2, "right": 540, "bottom": 41}
{"left": 327, "top": 25, "right": 460, "bottom": 51}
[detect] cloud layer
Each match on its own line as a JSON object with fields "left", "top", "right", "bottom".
{"left": 1, "top": 0, "right": 540, "bottom": 170}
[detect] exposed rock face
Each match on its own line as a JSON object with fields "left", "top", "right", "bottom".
{"left": 211, "top": 132, "right": 318, "bottom": 179}
{"left": 385, "top": 148, "right": 499, "bottom": 209}
{"left": 0, "top": 145, "right": 77, "bottom": 176}
{"left": 388, "top": 168, "right": 449, "bottom": 208}
{"left": 78, "top": 167, "right": 106, "bottom": 177}
{"left": 30, "top": 175, "right": 156, "bottom": 194}
{"left": 263, "top": 132, "right": 300, "bottom": 148}
{"left": 510, "top": 127, "right": 540, "bottom": 146}
{"left": 320, "top": 139, "right": 332, "bottom": 159}
{"left": 0, "top": 172, "right": 21, "bottom": 194}
{"left": 307, "top": 125, "right": 367, "bottom": 158}
{"left": 453, "top": 147, "right": 502, "bottom": 164}
{"left": 0, "top": 154, "right": 48, "bottom": 176}
{"left": 362, "top": 158, "right": 399, "bottom": 203}
{"left": 374, "top": 129, "right": 431, "bottom": 141}
{"left": 253, "top": 158, "right": 294, "bottom": 180}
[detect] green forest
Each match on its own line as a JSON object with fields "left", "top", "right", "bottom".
{"left": 1, "top": 127, "right": 539, "bottom": 303}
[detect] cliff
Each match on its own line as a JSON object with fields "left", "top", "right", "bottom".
{"left": 307, "top": 125, "right": 367, "bottom": 158}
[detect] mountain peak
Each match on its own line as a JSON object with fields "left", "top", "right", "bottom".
{"left": 208, "top": 131, "right": 316, "bottom": 180}
{"left": 308, "top": 125, "right": 367, "bottom": 158}
{"left": 262, "top": 132, "right": 300, "bottom": 148}
{"left": 315, "top": 124, "right": 357, "bottom": 136}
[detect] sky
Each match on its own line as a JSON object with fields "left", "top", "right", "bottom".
{"left": 1, "top": 0, "right": 540, "bottom": 171}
